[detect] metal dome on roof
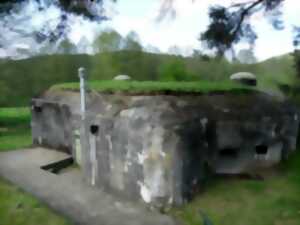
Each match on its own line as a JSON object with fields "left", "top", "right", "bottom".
{"left": 114, "top": 75, "right": 131, "bottom": 81}
{"left": 230, "top": 72, "right": 257, "bottom": 86}
{"left": 230, "top": 72, "right": 256, "bottom": 80}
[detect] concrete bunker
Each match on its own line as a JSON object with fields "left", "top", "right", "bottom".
{"left": 31, "top": 87, "right": 299, "bottom": 207}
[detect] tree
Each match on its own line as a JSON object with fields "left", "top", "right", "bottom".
{"left": 159, "top": 59, "right": 197, "bottom": 81}
{"left": 294, "top": 50, "right": 300, "bottom": 78}
{"left": 0, "top": 0, "right": 296, "bottom": 58}
{"left": 155, "top": 0, "right": 290, "bottom": 57}
{"left": 58, "top": 39, "right": 77, "bottom": 54}
{"left": 201, "top": 0, "right": 284, "bottom": 56}
{"left": 90, "top": 52, "right": 119, "bottom": 80}
{"left": 122, "top": 31, "right": 143, "bottom": 51}
{"left": 192, "top": 50, "right": 211, "bottom": 61}
{"left": 0, "top": 0, "right": 114, "bottom": 19}
{"left": 0, "top": 0, "right": 117, "bottom": 47}
{"left": 0, "top": 81, "right": 9, "bottom": 106}
{"left": 199, "top": 0, "right": 300, "bottom": 84}
{"left": 93, "top": 30, "right": 123, "bottom": 53}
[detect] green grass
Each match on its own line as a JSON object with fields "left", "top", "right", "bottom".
{"left": 51, "top": 80, "right": 250, "bottom": 94}
{"left": 0, "top": 107, "right": 32, "bottom": 151}
{"left": 0, "top": 107, "right": 72, "bottom": 225}
{"left": 0, "top": 178, "right": 70, "bottom": 225}
{"left": 172, "top": 153, "right": 300, "bottom": 225}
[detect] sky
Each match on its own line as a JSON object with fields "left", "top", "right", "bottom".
{"left": 0, "top": 0, "right": 300, "bottom": 61}
{"left": 109, "top": 0, "right": 300, "bottom": 60}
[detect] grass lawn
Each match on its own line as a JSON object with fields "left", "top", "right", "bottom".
{"left": 0, "top": 178, "right": 70, "bottom": 225}
{"left": 172, "top": 153, "right": 300, "bottom": 225}
{"left": 0, "top": 107, "right": 32, "bottom": 151}
{"left": 0, "top": 107, "right": 72, "bottom": 225}
{"left": 51, "top": 80, "right": 250, "bottom": 94}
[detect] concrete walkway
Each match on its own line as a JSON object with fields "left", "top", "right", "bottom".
{"left": 0, "top": 148, "right": 177, "bottom": 225}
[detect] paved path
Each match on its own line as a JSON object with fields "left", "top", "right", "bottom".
{"left": 0, "top": 148, "right": 177, "bottom": 225}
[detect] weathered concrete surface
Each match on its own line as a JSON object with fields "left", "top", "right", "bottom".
{"left": 31, "top": 90, "right": 300, "bottom": 207}
{"left": 31, "top": 101, "right": 74, "bottom": 154}
{"left": 0, "top": 148, "right": 176, "bottom": 225}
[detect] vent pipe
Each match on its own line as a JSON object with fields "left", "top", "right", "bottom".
{"left": 78, "top": 67, "right": 86, "bottom": 120}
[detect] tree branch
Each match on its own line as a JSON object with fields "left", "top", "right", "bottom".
{"left": 231, "top": 0, "right": 264, "bottom": 38}
{"left": 230, "top": 0, "right": 261, "bottom": 8}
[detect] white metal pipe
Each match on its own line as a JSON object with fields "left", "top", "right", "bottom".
{"left": 90, "top": 135, "right": 97, "bottom": 186}
{"left": 78, "top": 67, "right": 86, "bottom": 120}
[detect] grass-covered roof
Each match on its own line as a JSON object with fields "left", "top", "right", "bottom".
{"left": 51, "top": 80, "right": 251, "bottom": 95}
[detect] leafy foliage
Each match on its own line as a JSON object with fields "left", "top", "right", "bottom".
{"left": 0, "top": 0, "right": 117, "bottom": 47}
{"left": 294, "top": 50, "right": 300, "bottom": 79}
{"left": 201, "top": 6, "right": 240, "bottom": 55}
{"left": 93, "top": 30, "right": 123, "bottom": 53}
{"left": 0, "top": 0, "right": 115, "bottom": 19}
{"left": 159, "top": 59, "right": 197, "bottom": 81}
{"left": 201, "top": 0, "right": 284, "bottom": 55}
{"left": 0, "top": 51, "right": 296, "bottom": 107}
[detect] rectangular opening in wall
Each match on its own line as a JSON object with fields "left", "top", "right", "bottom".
{"left": 219, "top": 147, "right": 239, "bottom": 158}
{"left": 33, "top": 105, "right": 42, "bottom": 113}
{"left": 90, "top": 125, "right": 99, "bottom": 135}
{"left": 255, "top": 145, "right": 268, "bottom": 155}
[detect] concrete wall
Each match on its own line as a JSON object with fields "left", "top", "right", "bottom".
{"left": 31, "top": 99, "right": 74, "bottom": 154}
{"left": 31, "top": 90, "right": 299, "bottom": 207}
{"left": 82, "top": 108, "right": 210, "bottom": 206}
{"left": 214, "top": 118, "right": 299, "bottom": 174}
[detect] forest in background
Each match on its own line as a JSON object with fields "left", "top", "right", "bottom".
{"left": 0, "top": 50, "right": 296, "bottom": 107}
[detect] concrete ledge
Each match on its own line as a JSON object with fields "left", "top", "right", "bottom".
{"left": 0, "top": 148, "right": 176, "bottom": 225}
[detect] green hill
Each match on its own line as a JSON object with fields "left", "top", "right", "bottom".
{"left": 0, "top": 51, "right": 296, "bottom": 107}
